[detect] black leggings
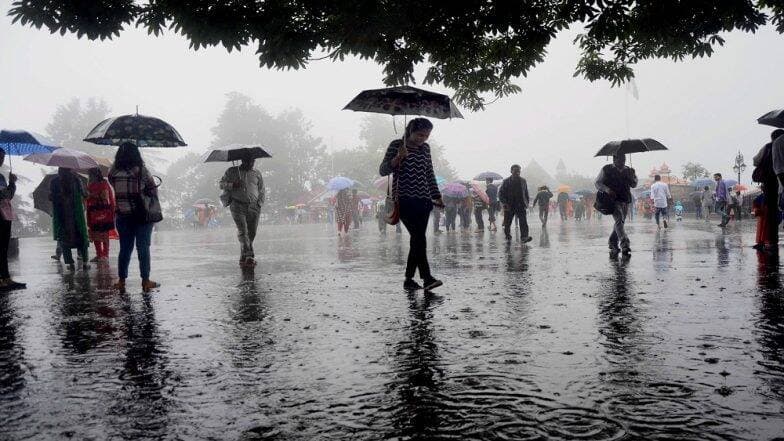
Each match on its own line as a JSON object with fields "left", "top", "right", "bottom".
{"left": 0, "top": 220, "right": 10, "bottom": 279}
{"left": 399, "top": 198, "right": 433, "bottom": 281}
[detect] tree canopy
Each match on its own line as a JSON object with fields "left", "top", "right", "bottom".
{"left": 10, "top": 1, "right": 782, "bottom": 110}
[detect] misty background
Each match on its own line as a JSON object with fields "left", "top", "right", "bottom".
{"left": 2, "top": 0, "right": 784, "bottom": 188}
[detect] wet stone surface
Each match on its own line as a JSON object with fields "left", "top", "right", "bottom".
{"left": 1, "top": 218, "right": 784, "bottom": 440}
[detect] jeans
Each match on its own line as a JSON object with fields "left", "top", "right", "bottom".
{"left": 399, "top": 198, "right": 433, "bottom": 281}
{"left": 538, "top": 207, "right": 549, "bottom": 225}
{"left": 503, "top": 206, "right": 529, "bottom": 239}
{"left": 445, "top": 206, "right": 457, "bottom": 231}
{"left": 116, "top": 216, "right": 154, "bottom": 280}
{"left": 716, "top": 200, "right": 729, "bottom": 226}
{"left": 654, "top": 207, "right": 668, "bottom": 225}
{"left": 230, "top": 202, "right": 260, "bottom": 259}
{"left": 473, "top": 207, "right": 484, "bottom": 230}
{"left": 609, "top": 202, "right": 629, "bottom": 251}
{"left": 488, "top": 204, "right": 496, "bottom": 223}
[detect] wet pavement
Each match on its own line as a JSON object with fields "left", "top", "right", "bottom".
{"left": 1, "top": 217, "right": 784, "bottom": 440}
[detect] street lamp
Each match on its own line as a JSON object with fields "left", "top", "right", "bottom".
{"left": 733, "top": 150, "right": 746, "bottom": 186}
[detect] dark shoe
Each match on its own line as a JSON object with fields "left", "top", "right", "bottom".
{"left": 522, "top": 236, "right": 533, "bottom": 243}
{"left": 404, "top": 279, "right": 422, "bottom": 291}
{"left": 753, "top": 243, "right": 764, "bottom": 250}
{"left": 622, "top": 247, "right": 632, "bottom": 255}
{"left": 717, "top": 223, "right": 726, "bottom": 228}
{"left": 609, "top": 248, "right": 620, "bottom": 259}
{"left": 423, "top": 278, "right": 443, "bottom": 291}
{"left": 505, "top": 235, "right": 512, "bottom": 241}
{"left": 663, "top": 219, "right": 668, "bottom": 229}
{"left": 142, "top": 279, "right": 160, "bottom": 293}
{"left": 7, "top": 280, "right": 26, "bottom": 290}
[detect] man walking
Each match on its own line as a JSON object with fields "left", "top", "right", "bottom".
{"left": 532, "top": 185, "right": 554, "bottom": 226}
{"left": 557, "top": 190, "right": 569, "bottom": 221}
{"left": 498, "top": 164, "right": 532, "bottom": 243}
{"left": 486, "top": 177, "right": 498, "bottom": 231}
{"left": 714, "top": 173, "right": 730, "bottom": 227}
{"left": 701, "top": 185, "right": 713, "bottom": 223}
{"left": 595, "top": 153, "right": 638, "bottom": 257}
{"left": 756, "top": 129, "right": 784, "bottom": 250}
{"left": 472, "top": 188, "right": 486, "bottom": 233}
{"left": 220, "top": 153, "right": 265, "bottom": 267}
{"left": 650, "top": 174, "right": 671, "bottom": 229}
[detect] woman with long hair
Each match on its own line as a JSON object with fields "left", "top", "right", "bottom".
{"left": 379, "top": 118, "right": 444, "bottom": 291}
{"left": 50, "top": 167, "right": 89, "bottom": 271}
{"left": 85, "top": 167, "right": 118, "bottom": 262}
{"left": 108, "top": 142, "right": 159, "bottom": 293}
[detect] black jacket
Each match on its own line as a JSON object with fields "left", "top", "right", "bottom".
{"left": 498, "top": 175, "right": 529, "bottom": 208}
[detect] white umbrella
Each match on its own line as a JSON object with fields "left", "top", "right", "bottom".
{"left": 24, "top": 148, "right": 100, "bottom": 171}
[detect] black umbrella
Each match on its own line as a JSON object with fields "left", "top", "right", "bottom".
{"left": 33, "top": 173, "right": 88, "bottom": 216}
{"left": 594, "top": 138, "right": 668, "bottom": 157}
{"left": 758, "top": 109, "right": 784, "bottom": 128}
{"left": 203, "top": 146, "right": 272, "bottom": 163}
{"left": 343, "top": 85, "right": 464, "bottom": 119}
{"left": 84, "top": 113, "right": 187, "bottom": 147}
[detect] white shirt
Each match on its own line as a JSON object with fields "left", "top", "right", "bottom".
{"left": 650, "top": 181, "right": 671, "bottom": 208}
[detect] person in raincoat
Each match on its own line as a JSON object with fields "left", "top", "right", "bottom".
{"left": 220, "top": 152, "right": 265, "bottom": 267}
{"left": 85, "top": 167, "right": 117, "bottom": 262}
{"left": 50, "top": 167, "right": 89, "bottom": 271}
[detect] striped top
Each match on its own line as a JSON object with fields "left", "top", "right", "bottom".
{"left": 379, "top": 140, "right": 441, "bottom": 201}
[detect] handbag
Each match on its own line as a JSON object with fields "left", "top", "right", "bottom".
{"left": 384, "top": 175, "right": 400, "bottom": 225}
{"left": 0, "top": 199, "right": 16, "bottom": 221}
{"left": 593, "top": 190, "right": 615, "bottom": 215}
{"left": 135, "top": 173, "right": 163, "bottom": 223}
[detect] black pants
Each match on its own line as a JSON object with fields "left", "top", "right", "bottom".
{"left": 767, "top": 178, "right": 780, "bottom": 246}
{"left": 539, "top": 207, "right": 549, "bottom": 225}
{"left": 503, "top": 206, "right": 529, "bottom": 239}
{"left": 399, "top": 198, "right": 433, "bottom": 281}
{"left": 0, "top": 220, "right": 10, "bottom": 279}
{"left": 559, "top": 203, "right": 567, "bottom": 221}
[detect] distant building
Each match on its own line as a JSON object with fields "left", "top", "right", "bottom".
{"left": 523, "top": 159, "right": 557, "bottom": 190}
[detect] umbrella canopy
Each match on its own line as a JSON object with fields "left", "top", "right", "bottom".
{"left": 556, "top": 184, "right": 571, "bottom": 193}
{"left": 0, "top": 130, "right": 59, "bottom": 156}
{"left": 442, "top": 182, "right": 469, "bottom": 198}
{"left": 355, "top": 191, "right": 371, "bottom": 199}
{"left": 595, "top": 138, "right": 668, "bottom": 157}
{"left": 24, "top": 148, "right": 99, "bottom": 171}
{"left": 326, "top": 176, "right": 355, "bottom": 191}
{"left": 435, "top": 175, "right": 446, "bottom": 186}
{"left": 691, "top": 178, "right": 713, "bottom": 188}
{"left": 203, "top": 145, "right": 272, "bottom": 162}
{"left": 758, "top": 109, "right": 784, "bottom": 128}
{"left": 575, "top": 189, "right": 594, "bottom": 196}
{"left": 33, "top": 173, "right": 88, "bottom": 216}
{"left": 373, "top": 176, "right": 391, "bottom": 190}
{"left": 343, "top": 85, "right": 464, "bottom": 119}
{"left": 84, "top": 114, "right": 187, "bottom": 147}
{"left": 733, "top": 184, "right": 750, "bottom": 192}
{"left": 473, "top": 171, "right": 503, "bottom": 181}
{"left": 723, "top": 178, "right": 738, "bottom": 188}
{"left": 470, "top": 182, "right": 490, "bottom": 204}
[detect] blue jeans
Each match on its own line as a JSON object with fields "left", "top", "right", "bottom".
{"left": 116, "top": 216, "right": 154, "bottom": 280}
{"left": 654, "top": 207, "right": 668, "bottom": 225}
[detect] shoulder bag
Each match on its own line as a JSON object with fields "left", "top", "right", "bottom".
{"left": 385, "top": 175, "right": 400, "bottom": 225}
{"left": 136, "top": 172, "right": 163, "bottom": 224}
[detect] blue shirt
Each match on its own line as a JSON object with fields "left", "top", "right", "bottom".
{"left": 715, "top": 179, "right": 728, "bottom": 202}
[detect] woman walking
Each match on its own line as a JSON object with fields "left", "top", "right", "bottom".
{"left": 335, "top": 188, "right": 352, "bottom": 237}
{"left": 86, "top": 167, "right": 117, "bottom": 262}
{"left": 108, "top": 142, "right": 159, "bottom": 293}
{"left": 50, "top": 167, "right": 89, "bottom": 271}
{"left": 0, "top": 150, "right": 25, "bottom": 290}
{"left": 379, "top": 118, "right": 444, "bottom": 291}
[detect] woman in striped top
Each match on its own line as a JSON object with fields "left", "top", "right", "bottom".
{"left": 379, "top": 118, "right": 444, "bottom": 292}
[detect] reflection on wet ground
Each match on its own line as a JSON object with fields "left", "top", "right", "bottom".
{"left": 1, "top": 219, "right": 783, "bottom": 439}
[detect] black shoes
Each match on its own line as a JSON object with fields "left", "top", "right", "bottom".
{"left": 404, "top": 279, "right": 422, "bottom": 291}
{"left": 663, "top": 219, "right": 668, "bottom": 229}
{"left": 423, "top": 278, "right": 443, "bottom": 291}
{"left": 522, "top": 236, "right": 533, "bottom": 243}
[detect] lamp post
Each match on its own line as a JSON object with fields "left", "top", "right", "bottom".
{"left": 732, "top": 151, "right": 746, "bottom": 187}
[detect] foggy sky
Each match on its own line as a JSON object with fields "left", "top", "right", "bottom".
{"left": 2, "top": 0, "right": 784, "bottom": 184}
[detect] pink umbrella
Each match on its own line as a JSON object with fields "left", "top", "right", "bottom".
{"left": 374, "top": 176, "right": 391, "bottom": 190}
{"left": 24, "top": 148, "right": 99, "bottom": 171}
{"left": 470, "top": 181, "right": 490, "bottom": 204}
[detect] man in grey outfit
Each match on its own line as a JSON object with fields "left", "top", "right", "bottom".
{"left": 220, "top": 154, "right": 265, "bottom": 267}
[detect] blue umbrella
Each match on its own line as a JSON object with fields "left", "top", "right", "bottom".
{"left": 435, "top": 175, "right": 446, "bottom": 186}
{"left": 723, "top": 178, "right": 738, "bottom": 188}
{"left": 691, "top": 178, "right": 713, "bottom": 189}
{"left": 327, "top": 176, "right": 355, "bottom": 191}
{"left": 0, "top": 130, "right": 59, "bottom": 170}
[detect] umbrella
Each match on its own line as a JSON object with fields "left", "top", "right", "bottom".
{"left": 556, "top": 184, "right": 571, "bottom": 193}
{"left": 442, "top": 182, "right": 469, "bottom": 198}
{"left": 84, "top": 113, "right": 187, "bottom": 147}
{"left": 24, "top": 148, "right": 99, "bottom": 171}
{"left": 0, "top": 130, "right": 59, "bottom": 170}
{"left": 594, "top": 138, "right": 668, "bottom": 157}
{"left": 639, "top": 190, "right": 652, "bottom": 198}
{"left": 33, "top": 173, "right": 88, "bottom": 216}
{"left": 326, "top": 176, "right": 355, "bottom": 191}
{"left": 435, "top": 175, "right": 446, "bottom": 186}
{"left": 691, "top": 178, "right": 713, "bottom": 188}
{"left": 575, "top": 189, "right": 594, "bottom": 197}
{"left": 758, "top": 109, "right": 784, "bottom": 128}
{"left": 733, "top": 184, "right": 750, "bottom": 192}
{"left": 203, "top": 145, "right": 272, "bottom": 162}
{"left": 723, "top": 178, "right": 738, "bottom": 188}
{"left": 373, "top": 176, "right": 391, "bottom": 190}
{"left": 470, "top": 182, "right": 490, "bottom": 204}
{"left": 355, "top": 191, "right": 371, "bottom": 199}
{"left": 343, "top": 85, "right": 463, "bottom": 120}
{"left": 474, "top": 171, "right": 503, "bottom": 181}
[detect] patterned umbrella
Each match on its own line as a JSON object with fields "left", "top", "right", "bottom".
{"left": 343, "top": 86, "right": 463, "bottom": 119}
{"left": 474, "top": 171, "right": 503, "bottom": 181}
{"left": 0, "top": 129, "right": 59, "bottom": 170}
{"left": 326, "top": 176, "right": 355, "bottom": 191}
{"left": 84, "top": 114, "right": 187, "bottom": 147}
{"left": 203, "top": 145, "right": 271, "bottom": 162}
{"left": 442, "top": 182, "right": 469, "bottom": 198}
